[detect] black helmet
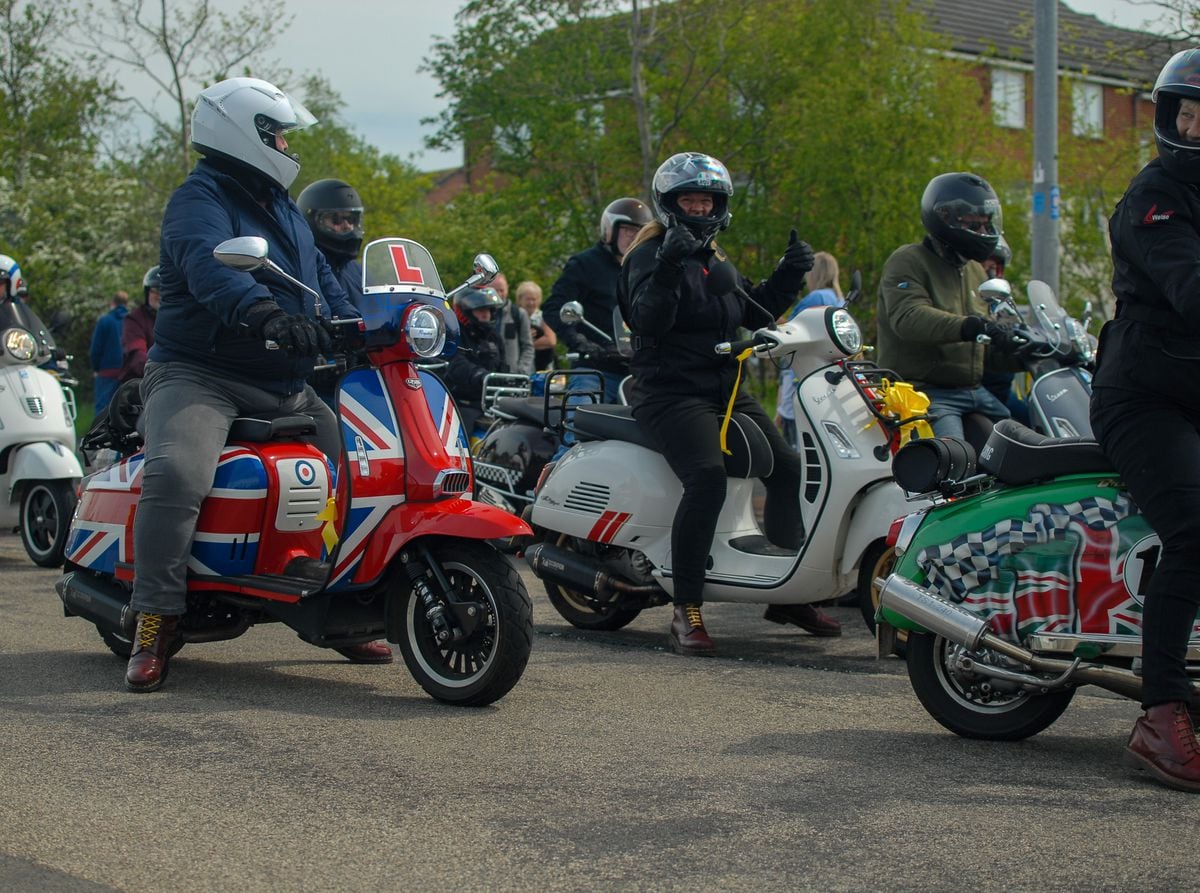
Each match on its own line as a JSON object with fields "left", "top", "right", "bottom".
{"left": 651, "top": 152, "right": 733, "bottom": 244}
{"left": 599, "top": 197, "right": 652, "bottom": 255}
{"left": 920, "top": 172, "right": 1002, "bottom": 262}
{"left": 1152, "top": 49, "right": 1200, "bottom": 182}
{"left": 142, "top": 265, "right": 161, "bottom": 300}
{"left": 297, "top": 178, "right": 365, "bottom": 260}
{"left": 986, "top": 235, "right": 1012, "bottom": 275}
{"left": 454, "top": 286, "right": 505, "bottom": 335}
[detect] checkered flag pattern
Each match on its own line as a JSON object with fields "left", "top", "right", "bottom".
{"left": 917, "top": 495, "right": 1134, "bottom": 603}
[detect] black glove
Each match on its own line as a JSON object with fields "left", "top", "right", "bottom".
{"left": 656, "top": 225, "right": 701, "bottom": 268}
{"left": 245, "top": 302, "right": 332, "bottom": 357}
{"left": 766, "top": 229, "right": 815, "bottom": 295}
{"left": 960, "top": 316, "right": 1016, "bottom": 351}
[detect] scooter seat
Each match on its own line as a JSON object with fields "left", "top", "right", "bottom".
{"left": 573, "top": 405, "right": 773, "bottom": 479}
{"left": 978, "top": 419, "right": 1112, "bottom": 486}
{"left": 492, "top": 396, "right": 562, "bottom": 428}
{"left": 227, "top": 414, "right": 317, "bottom": 443}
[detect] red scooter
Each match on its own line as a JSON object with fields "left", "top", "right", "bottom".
{"left": 57, "top": 237, "right": 533, "bottom": 706}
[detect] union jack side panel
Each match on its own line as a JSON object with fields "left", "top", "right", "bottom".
{"left": 328, "top": 369, "right": 406, "bottom": 589}
{"left": 66, "top": 454, "right": 146, "bottom": 573}
{"left": 189, "top": 447, "right": 268, "bottom": 577}
{"left": 418, "top": 369, "right": 471, "bottom": 481}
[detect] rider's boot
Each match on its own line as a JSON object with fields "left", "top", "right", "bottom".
{"left": 333, "top": 641, "right": 393, "bottom": 664}
{"left": 763, "top": 603, "right": 842, "bottom": 637}
{"left": 669, "top": 603, "right": 716, "bottom": 655}
{"left": 1124, "top": 701, "right": 1200, "bottom": 793}
{"left": 125, "top": 613, "right": 181, "bottom": 693}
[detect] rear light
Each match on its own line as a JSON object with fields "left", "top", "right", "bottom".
{"left": 533, "top": 460, "right": 557, "bottom": 497}
{"left": 886, "top": 516, "right": 904, "bottom": 547}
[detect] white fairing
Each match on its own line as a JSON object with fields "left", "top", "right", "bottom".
{"left": 532, "top": 306, "right": 921, "bottom": 604}
{"left": 0, "top": 365, "right": 81, "bottom": 507}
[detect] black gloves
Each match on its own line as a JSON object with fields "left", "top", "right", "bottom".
{"left": 766, "top": 229, "right": 815, "bottom": 296}
{"left": 656, "top": 225, "right": 701, "bottom": 268}
{"left": 244, "top": 301, "right": 333, "bottom": 357}
{"left": 960, "top": 315, "right": 1019, "bottom": 351}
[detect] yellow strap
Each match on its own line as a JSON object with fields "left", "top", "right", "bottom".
{"left": 719, "top": 346, "right": 755, "bottom": 455}
{"left": 316, "top": 496, "right": 339, "bottom": 552}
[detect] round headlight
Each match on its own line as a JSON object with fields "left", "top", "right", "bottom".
{"left": 827, "top": 308, "right": 862, "bottom": 355}
{"left": 406, "top": 305, "right": 446, "bottom": 358}
{"left": 4, "top": 328, "right": 37, "bottom": 361}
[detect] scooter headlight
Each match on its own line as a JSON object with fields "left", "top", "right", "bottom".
{"left": 827, "top": 308, "right": 862, "bottom": 356}
{"left": 406, "top": 305, "right": 446, "bottom": 358}
{"left": 4, "top": 328, "right": 37, "bottom": 361}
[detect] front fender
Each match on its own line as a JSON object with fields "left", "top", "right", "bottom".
{"left": 839, "top": 480, "right": 928, "bottom": 577}
{"left": 395, "top": 500, "right": 532, "bottom": 545}
{"left": 9, "top": 441, "right": 84, "bottom": 490}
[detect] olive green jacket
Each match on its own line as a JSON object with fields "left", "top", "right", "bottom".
{"left": 874, "top": 238, "right": 990, "bottom": 389}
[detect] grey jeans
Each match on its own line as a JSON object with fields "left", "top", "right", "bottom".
{"left": 130, "top": 360, "right": 341, "bottom": 615}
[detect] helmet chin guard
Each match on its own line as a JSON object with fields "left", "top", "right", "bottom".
{"left": 651, "top": 152, "right": 734, "bottom": 243}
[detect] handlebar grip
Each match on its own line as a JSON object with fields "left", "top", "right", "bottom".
{"left": 715, "top": 334, "right": 769, "bottom": 356}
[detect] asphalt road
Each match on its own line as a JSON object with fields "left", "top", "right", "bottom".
{"left": 1, "top": 532, "right": 1197, "bottom": 891}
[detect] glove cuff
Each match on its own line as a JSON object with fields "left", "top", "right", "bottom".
{"left": 243, "top": 301, "right": 286, "bottom": 337}
{"left": 959, "top": 315, "right": 985, "bottom": 341}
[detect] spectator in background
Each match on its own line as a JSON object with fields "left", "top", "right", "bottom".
{"left": 492, "top": 272, "right": 534, "bottom": 374}
{"left": 90, "top": 290, "right": 129, "bottom": 413}
{"left": 774, "top": 252, "right": 845, "bottom": 449}
{"left": 120, "top": 266, "right": 161, "bottom": 383}
{"left": 516, "top": 279, "right": 557, "bottom": 370}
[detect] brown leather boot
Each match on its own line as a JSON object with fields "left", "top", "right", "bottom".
{"left": 668, "top": 603, "right": 716, "bottom": 655}
{"left": 1124, "top": 701, "right": 1200, "bottom": 793}
{"left": 764, "top": 603, "right": 843, "bottom": 637}
{"left": 125, "top": 613, "right": 180, "bottom": 693}
{"left": 333, "top": 641, "right": 393, "bottom": 664}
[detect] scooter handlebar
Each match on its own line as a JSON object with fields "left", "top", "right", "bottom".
{"left": 715, "top": 331, "right": 777, "bottom": 356}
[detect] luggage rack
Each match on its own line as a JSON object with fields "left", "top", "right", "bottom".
{"left": 837, "top": 359, "right": 931, "bottom": 456}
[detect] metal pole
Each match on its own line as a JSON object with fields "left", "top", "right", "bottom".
{"left": 1031, "top": 0, "right": 1060, "bottom": 294}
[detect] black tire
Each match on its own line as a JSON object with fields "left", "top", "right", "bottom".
{"left": 906, "top": 632, "right": 1075, "bottom": 741}
{"left": 395, "top": 540, "right": 532, "bottom": 707}
{"left": 99, "top": 626, "right": 133, "bottom": 659}
{"left": 543, "top": 534, "right": 642, "bottom": 631}
{"left": 856, "top": 539, "right": 907, "bottom": 657}
{"left": 20, "top": 479, "right": 76, "bottom": 567}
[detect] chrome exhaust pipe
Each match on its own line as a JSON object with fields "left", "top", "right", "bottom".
{"left": 877, "top": 573, "right": 1186, "bottom": 702}
{"left": 525, "top": 542, "right": 660, "bottom": 598}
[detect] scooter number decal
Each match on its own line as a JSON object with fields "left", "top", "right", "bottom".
{"left": 1122, "top": 534, "right": 1162, "bottom": 604}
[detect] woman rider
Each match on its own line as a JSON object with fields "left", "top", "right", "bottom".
{"left": 617, "top": 152, "right": 818, "bottom": 654}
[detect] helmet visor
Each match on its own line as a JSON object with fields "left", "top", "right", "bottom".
{"left": 313, "top": 208, "right": 365, "bottom": 239}
{"left": 935, "top": 197, "right": 1002, "bottom": 239}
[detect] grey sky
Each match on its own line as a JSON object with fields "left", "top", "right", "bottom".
{"left": 125, "top": 1, "right": 1162, "bottom": 174}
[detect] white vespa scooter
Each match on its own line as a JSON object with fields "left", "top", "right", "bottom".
{"left": 0, "top": 295, "right": 83, "bottom": 566}
{"left": 523, "top": 304, "right": 927, "bottom": 631}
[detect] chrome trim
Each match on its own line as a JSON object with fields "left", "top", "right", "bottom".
{"left": 1027, "top": 632, "right": 1200, "bottom": 661}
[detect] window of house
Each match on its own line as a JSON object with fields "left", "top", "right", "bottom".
{"left": 1072, "top": 80, "right": 1103, "bottom": 138}
{"left": 992, "top": 68, "right": 1025, "bottom": 129}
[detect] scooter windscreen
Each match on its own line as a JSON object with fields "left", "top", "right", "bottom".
{"left": 0, "top": 297, "right": 56, "bottom": 364}
{"left": 357, "top": 237, "right": 458, "bottom": 354}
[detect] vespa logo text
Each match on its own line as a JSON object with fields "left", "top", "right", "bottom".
{"left": 1045, "top": 388, "right": 1068, "bottom": 402}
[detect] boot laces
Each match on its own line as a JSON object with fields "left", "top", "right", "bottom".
{"left": 1174, "top": 705, "right": 1200, "bottom": 758}
{"left": 137, "top": 613, "right": 163, "bottom": 649}
{"left": 684, "top": 604, "right": 704, "bottom": 630}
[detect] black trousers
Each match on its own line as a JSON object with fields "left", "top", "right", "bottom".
{"left": 1091, "top": 385, "right": 1200, "bottom": 707}
{"left": 633, "top": 392, "right": 804, "bottom": 604}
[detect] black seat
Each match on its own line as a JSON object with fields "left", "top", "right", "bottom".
{"left": 573, "top": 405, "right": 773, "bottom": 479}
{"left": 977, "top": 419, "right": 1112, "bottom": 486}
{"left": 492, "top": 396, "right": 562, "bottom": 428}
{"left": 227, "top": 415, "right": 317, "bottom": 443}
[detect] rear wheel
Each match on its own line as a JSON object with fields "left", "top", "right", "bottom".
{"left": 395, "top": 540, "right": 533, "bottom": 707}
{"left": 99, "top": 627, "right": 133, "bottom": 659}
{"left": 543, "top": 534, "right": 642, "bottom": 631}
{"left": 20, "top": 479, "right": 76, "bottom": 567}
{"left": 906, "top": 632, "right": 1075, "bottom": 740}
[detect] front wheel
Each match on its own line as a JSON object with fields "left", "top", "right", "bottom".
{"left": 20, "top": 479, "right": 76, "bottom": 567}
{"left": 906, "top": 632, "right": 1075, "bottom": 741}
{"left": 395, "top": 539, "right": 533, "bottom": 707}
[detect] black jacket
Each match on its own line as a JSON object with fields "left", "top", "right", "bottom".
{"left": 443, "top": 320, "right": 507, "bottom": 407}
{"left": 618, "top": 233, "right": 792, "bottom": 407}
{"left": 1097, "top": 157, "right": 1200, "bottom": 411}
{"left": 543, "top": 241, "right": 625, "bottom": 372}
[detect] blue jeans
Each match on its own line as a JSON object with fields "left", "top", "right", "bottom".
{"left": 922, "top": 385, "right": 1011, "bottom": 439}
{"left": 94, "top": 375, "right": 120, "bottom": 415}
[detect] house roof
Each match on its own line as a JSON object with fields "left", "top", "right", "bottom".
{"left": 918, "top": 0, "right": 1182, "bottom": 87}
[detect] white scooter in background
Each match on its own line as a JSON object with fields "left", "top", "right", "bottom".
{"left": 524, "top": 304, "right": 928, "bottom": 631}
{"left": 0, "top": 295, "right": 83, "bottom": 566}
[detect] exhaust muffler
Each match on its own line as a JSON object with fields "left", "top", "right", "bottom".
{"left": 56, "top": 570, "right": 134, "bottom": 635}
{"left": 525, "top": 542, "right": 660, "bottom": 599}
{"left": 877, "top": 573, "right": 1175, "bottom": 702}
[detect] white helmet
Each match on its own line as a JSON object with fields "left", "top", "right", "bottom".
{"left": 0, "top": 254, "right": 26, "bottom": 300}
{"left": 190, "top": 77, "right": 316, "bottom": 189}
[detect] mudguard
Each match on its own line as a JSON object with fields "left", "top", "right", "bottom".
{"left": 838, "top": 480, "right": 925, "bottom": 578}
{"left": 8, "top": 440, "right": 83, "bottom": 491}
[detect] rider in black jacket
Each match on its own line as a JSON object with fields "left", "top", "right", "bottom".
{"left": 618, "top": 151, "right": 824, "bottom": 655}
{"left": 1093, "top": 49, "right": 1200, "bottom": 792}
{"left": 444, "top": 286, "right": 509, "bottom": 433}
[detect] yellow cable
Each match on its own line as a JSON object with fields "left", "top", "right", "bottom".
{"left": 719, "top": 346, "right": 755, "bottom": 455}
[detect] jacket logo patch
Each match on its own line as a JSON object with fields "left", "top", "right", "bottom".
{"left": 1142, "top": 203, "right": 1175, "bottom": 224}
{"left": 897, "top": 281, "right": 909, "bottom": 289}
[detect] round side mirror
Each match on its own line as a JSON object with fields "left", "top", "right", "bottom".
{"left": 214, "top": 236, "right": 270, "bottom": 272}
{"left": 559, "top": 300, "right": 584, "bottom": 325}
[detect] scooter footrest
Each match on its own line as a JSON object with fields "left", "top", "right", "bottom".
{"left": 728, "top": 534, "right": 799, "bottom": 557}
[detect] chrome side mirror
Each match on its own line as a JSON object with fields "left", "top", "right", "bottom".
{"left": 472, "top": 253, "right": 499, "bottom": 283}
{"left": 979, "top": 277, "right": 1019, "bottom": 319}
{"left": 213, "top": 236, "right": 270, "bottom": 272}
{"left": 559, "top": 300, "right": 584, "bottom": 325}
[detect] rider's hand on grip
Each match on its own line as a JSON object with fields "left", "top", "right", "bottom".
{"left": 960, "top": 315, "right": 1020, "bottom": 352}
{"left": 656, "top": 224, "right": 701, "bottom": 268}
{"left": 266, "top": 314, "right": 327, "bottom": 357}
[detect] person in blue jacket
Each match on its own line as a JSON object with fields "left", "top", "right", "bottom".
{"left": 124, "top": 77, "right": 388, "bottom": 694}
{"left": 90, "top": 291, "right": 129, "bottom": 413}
